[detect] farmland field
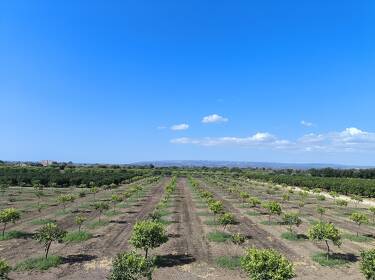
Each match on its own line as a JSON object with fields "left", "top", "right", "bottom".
{"left": 1, "top": 166, "right": 375, "bottom": 279}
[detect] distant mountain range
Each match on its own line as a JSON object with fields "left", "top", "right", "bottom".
{"left": 132, "top": 160, "right": 372, "bottom": 170}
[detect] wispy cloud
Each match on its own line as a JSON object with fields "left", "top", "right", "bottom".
{"left": 202, "top": 114, "right": 228, "bottom": 124}
{"left": 301, "top": 120, "right": 314, "bottom": 127}
{"left": 170, "top": 123, "right": 189, "bottom": 131}
{"left": 157, "top": 126, "right": 167, "bottom": 130}
{"left": 171, "top": 127, "right": 375, "bottom": 153}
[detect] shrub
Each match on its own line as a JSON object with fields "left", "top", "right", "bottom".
{"left": 263, "top": 201, "right": 282, "bottom": 224}
{"left": 350, "top": 212, "right": 369, "bottom": 236}
{"left": 75, "top": 215, "right": 87, "bottom": 232}
{"left": 308, "top": 222, "right": 341, "bottom": 257}
{"left": 130, "top": 220, "right": 168, "bottom": 259}
{"left": 360, "top": 249, "right": 375, "bottom": 280}
{"left": 0, "top": 208, "right": 21, "bottom": 238}
{"left": 282, "top": 213, "right": 302, "bottom": 233}
{"left": 109, "top": 251, "right": 153, "bottom": 280}
{"left": 34, "top": 223, "right": 66, "bottom": 259}
{"left": 240, "top": 248, "right": 295, "bottom": 280}
{"left": 0, "top": 258, "right": 11, "bottom": 279}
{"left": 231, "top": 233, "right": 246, "bottom": 246}
{"left": 218, "top": 213, "right": 235, "bottom": 229}
{"left": 93, "top": 202, "right": 109, "bottom": 222}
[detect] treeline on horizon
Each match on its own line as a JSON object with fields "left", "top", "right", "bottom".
{"left": 0, "top": 165, "right": 151, "bottom": 187}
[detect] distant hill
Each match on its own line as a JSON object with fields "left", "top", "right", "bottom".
{"left": 132, "top": 160, "right": 369, "bottom": 170}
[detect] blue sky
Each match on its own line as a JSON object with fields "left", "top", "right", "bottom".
{"left": 1, "top": 1, "right": 375, "bottom": 165}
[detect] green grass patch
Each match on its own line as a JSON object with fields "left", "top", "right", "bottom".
{"left": 204, "top": 219, "right": 220, "bottom": 226}
{"left": 342, "top": 233, "right": 374, "bottom": 243}
{"left": 104, "top": 210, "right": 122, "bottom": 217}
{"left": 0, "top": 230, "right": 32, "bottom": 241}
{"left": 15, "top": 256, "right": 62, "bottom": 271}
{"left": 31, "top": 218, "right": 55, "bottom": 225}
{"left": 311, "top": 253, "right": 352, "bottom": 267}
{"left": 207, "top": 231, "right": 231, "bottom": 243}
{"left": 281, "top": 232, "right": 308, "bottom": 241}
{"left": 196, "top": 211, "right": 212, "bottom": 217}
{"left": 246, "top": 211, "right": 261, "bottom": 216}
{"left": 215, "top": 256, "right": 241, "bottom": 269}
{"left": 63, "top": 231, "right": 93, "bottom": 243}
{"left": 260, "top": 220, "right": 280, "bottom": 226}
{"left": 87, "top": 220, "right": 109, "bottom": 229}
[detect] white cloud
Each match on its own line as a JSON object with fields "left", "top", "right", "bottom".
{"left": 170, "top": 124, "right": 189, "bottom": 131}
{"left": 170, "top": 132, "right": 290, "bottom": 149}
{"left": 301, "top": 120, "right": 314, "bottom": 127}
{"left": 157, "top": 126, "right": 167, "bottom": 130}
{"left": 202, "top": 114, "right": 228, "bottom": 124}
{"left": 171, "top": 127, "right": 375, "bottom": 153}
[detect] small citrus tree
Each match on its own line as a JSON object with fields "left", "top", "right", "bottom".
{"left": 111, "top": 194, "right": 123, "bottom": 212}
{"left": 316, "top": 206, "right": 326, "bottom": 220}
{"left": 57, "top": 194, "right": 75, "bottom": 211}
{"left": 90, "top": 186, "right": 99, "bottom": 202}
{"left": 218, "top": 212, "right": 235, "bottom": 230}
{"left": 75, "top": 215, "right": 87, "bottom": 232}
{"left": 109, "top": 251, "right": 153, "bottom": 280}
{"left": 360, "top": 249, "right": 375, "bottom": 280}
{"left": 35, "top": 223, "right": 66, "bottom": 259}
{"left": 241, "top": 248, "right": 295, "bottom": 280}
{"left": 130, "top": 220, "right": 168, "bottom": 259}
{"left": 282, "top": 213, "right": 302, "bottom": 234}
{"left": 248, "top": 197, "right": 261, "bottom": 208}
{"left": 0, "top": 208, "right": 21, "bottom": 237}
{"left": 308, "top": 222, "right": 342, "bottom": 257}
{"left": 263, "top": 201, "right": 282, "bottom": 224}
{"left": 350, "top": 212, "right": 369, "bottom": 236}
{"left": 93, "top": 202, "right": 109, "bottom": 222}
{"left": 208, "top": 200, "right": 224, "bottom": 222}
{"left": 0, "top": 258, "right": 11, "bottom": 279}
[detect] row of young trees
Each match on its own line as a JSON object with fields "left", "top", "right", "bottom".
{"left": 243, "top": 171, "right": 375, "bottom": 197}
{"left": 206, "top": 175, "right": 375, "bottom": 280}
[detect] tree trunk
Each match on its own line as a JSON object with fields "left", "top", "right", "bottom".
{"left": 78, "top": 224, "right": 81, "bottom": 233}
{"left": 325, "top": 240, "right": 330, "bottom": 259}
{"left": 145, "top": 248, "right": 149, "bottom": 259}
{"left": 45, "top": 241, "right": 52, "bottom": 259}
{"left": 2, "top": 223, "right": 6, "bottom": 237}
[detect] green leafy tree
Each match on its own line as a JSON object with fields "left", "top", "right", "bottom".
{"left": 282, "top": 213, "right": 302, "bottom": 233}
{"left": 75, "top": 215, "right": 87, "bottom": 232}
{"left": 282, "top": 193, "right": 290, "bottom": 202}
{"left": 0, "top": 258, "right": 11, "bottom": 279}
{"left": 111, "top": 194, "right": 123, "bottom": 211}
{"left": 248, "top": 197, "right": 261, "bottom": 208}
{"left": 263, "top": 201, "right": 282, "bottom": 224}
{"left": 218, "top": 212, "right": 235, "bottom": 230}
{"left": 231, "top": 233, "right": 246, "bottom": 247}
{"left": 336, "top": 199, "right": 348, "bottom": 208}
{"left": 34, "top": 223, "right": 66, "bottom": 259}
{"left": 369, "top": 207, "right": 375, "bottom": 223}
{"left": 240, "top": 248, "right": 295, "bottom": 280}
{"left": 90, "top": 186, "right": 99, "bottom": 202}
{"left": 351, "top": 195, "right": 363, "bottom": 208}
{"left": 208, "top": 200, "right": 224, "bottom": 221}
{"left": 109, "top": 251, "right": 153, "bottom": 280}
{"left": 350, "top": 212, "right": 369, "bottom": 236}
{"left": 360, "top": 249, "right": 375, "bottom": 280}
{"left": 57, "top": 194, "right": 75, "bottom": 211}
{"left": 0, "top": 208, "right": 21, "bottom": 237}
{"left": 130, "top": 220, "right": 168, "bottom": 259}
{"left": 93, "top": 202, "right": 109, "bottom": 222}
{"left": 240, "top": 192, "right": 250, "bottom": 205}
{"left": 308, "top": 222, "right": 342, "bottom": 257}
{"left": 316, "top": 206, "right": 326, "bottom": 220}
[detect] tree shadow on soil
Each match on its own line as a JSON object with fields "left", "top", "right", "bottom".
{"left": 62, "top": 254, "right": 97, "bottom": 264}
{"left": 155, "top": 254, "right": 196, "bottom": 268}
{"left": 330, "top": 253, "right": 358, "bottom": 263}
{"left": 110, "top": 220, "right": 127, "bottom": 224}
{"left": 167, "top": 233, "right": 181, "bottom": 238}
